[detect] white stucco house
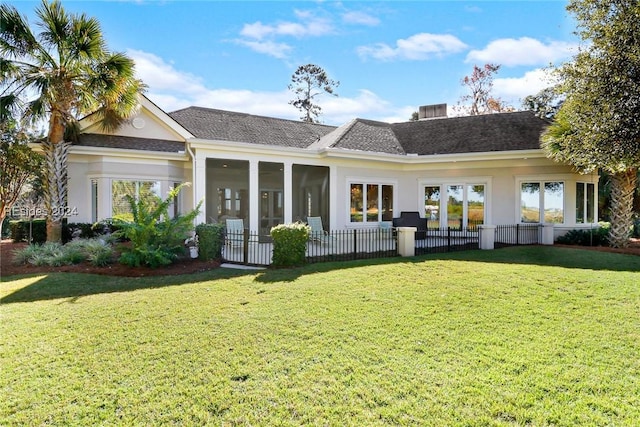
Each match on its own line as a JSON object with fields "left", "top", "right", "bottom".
{"left": 69, "top": 95, "right": 598, "bottom": 239}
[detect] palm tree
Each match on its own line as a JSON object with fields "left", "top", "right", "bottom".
{"left": 1, "top": 0, "right": 145, "bottom": 242}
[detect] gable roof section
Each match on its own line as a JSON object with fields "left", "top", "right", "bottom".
{"left": 392, "top": 111, "right": 550, "bottom": 155}
{"left": 329, "top": 119, "right": 406, "bottom": 155}
{"left": 79, "top": 94, "right": 193, "bottom": 141}
{"left": 76, "top": 134, "right": 186, "bottom": 153}
{"left": 170, "top": 106, "right": 336, "bottom": 148}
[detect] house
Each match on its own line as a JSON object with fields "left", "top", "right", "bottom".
{"left": 69, "top": 95, "right": 599, "bottom": 239}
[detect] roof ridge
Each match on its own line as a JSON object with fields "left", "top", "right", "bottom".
{"left": 170, "top": 106, "right": 337, "bottom": 129}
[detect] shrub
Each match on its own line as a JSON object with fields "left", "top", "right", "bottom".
{"left": 62, "top": 222, "right": 118, "bottom": 243}
{"left": 195, "top": 223, "right": 225, "bottom": 261}
{"left": 111, "top": 184, "right": 201, "bottom": 268}
{"left": 12, "top": 243, "right": 42, "bottom": 265}
{"left": 9, "top": 219, "right": 46, "bottom": 244}
{"left": 556, "top": 222, "right": 610, "bottom": 246}
{"left": 66, "top": 238, "right": 114, "bottom": 267}
{"left": 270, "top": 222, "right": 310, "bottom": 268}
{"left": 12, "top": 238, "right": 115, "bottom": 267}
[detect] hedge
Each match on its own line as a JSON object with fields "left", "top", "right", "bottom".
{"left": 195, "top": 223, "right": 225, "bottom": 261}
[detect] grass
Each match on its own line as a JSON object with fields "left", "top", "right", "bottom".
{"left": 1, "top": 246, "right": 639, "bottom": 426}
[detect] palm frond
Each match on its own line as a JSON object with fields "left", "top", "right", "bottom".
{"left": 36, "top": 0, "right": 71, "bottom": 52}
{"left": 0, "top": 3, "right": 39, "bottom": 58}
{"left": 68, "top": 15, "right": 106, "bottom": 61}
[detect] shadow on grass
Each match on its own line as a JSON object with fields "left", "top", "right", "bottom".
{"left": 0, "top": 267, "right": 254, "bottom": 305}
{"left": 2, "top": 246, "right": 638, "bottom": 304}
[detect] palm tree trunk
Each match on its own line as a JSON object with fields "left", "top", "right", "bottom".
{"left": 43, "top": 139, "right": 69, "bottom": 243}
{"left": 608, "top": 168, "right": 637, "bottom": 248}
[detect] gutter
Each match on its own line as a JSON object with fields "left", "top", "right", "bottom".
{"left": 185, "top": 140, "right": 197, "bottom": 216}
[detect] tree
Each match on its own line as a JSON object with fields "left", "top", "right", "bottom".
{"left": 288, "top": 64, "right": 339, "bottom": 123}
{"left": 541, "top": 0, "right": 640, "bottom": 248}
{"left": 522, "top": 86, "right": 564, "bottom": 119}
{"left": 0, "top": 121, "right": 43, "bottom": 227}
{"left": 0, "top": 0, "right": 146, "bottom": 242}
{"left": 456, "top": 63, "right": 513, "bottom": 116}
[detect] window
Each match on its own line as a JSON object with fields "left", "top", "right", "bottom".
{"left": 423, "top": 184, "right": 484, "bottom": 229}
{"left": 259, "top": 162, "right": 284, "bottom": 235}
{"left": 447, "top": 185, "right": 464, "bottom": 228}
{"left": 292, "top": 164, "right": 329, "bottom": 225}
{"left": 112, "top": 180, "right": 161, "bottom": 219}
{"left": 576, "top": 182, "right": 595, "bottom": 223}
{"left": 467, "top": 185, "right": 485, "bottom": 229}
{"left": 206, "top": 159, "right": 249, "bottom": 222}
{"left": 521, "top": 181, "right": 564, "bottom": 223}
{"left": 424, "top": 186, "right": 440, "bottom": 227}
{"left": 91, "top": 179, "right": 98, "bottom": 223}
{"left": 350, "top": 183, "right": 394, "bottom": 223}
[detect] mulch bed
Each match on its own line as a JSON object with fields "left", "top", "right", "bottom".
{"left": 1, "top": 240, "right": 220, "bottom": 278}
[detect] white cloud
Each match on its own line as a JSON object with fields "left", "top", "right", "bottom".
{"left": 493, "top": 68, "right": 554, "bottom": 105}
{"left": 128, "top": 49, "right": 409, "bottom": 125}
{"left": 237, "top": 10, "right": 334, "bottom": 58}
{"left": 130, "top": 49, "right": 205, "bottom": 95}
{"left": 342, "top": 11, "right": 380, "bottom": 26}
{"left": 233, "top": 39, "right": 292, "bottom": 59}
{"left": 357, "top": 33, "right": 468, "bottom": 61}
{"left": 466, "top": 37, "right": 578, "bottom": 67}
{"left": 240, "top": 11, "right": 334, "bottom": 40}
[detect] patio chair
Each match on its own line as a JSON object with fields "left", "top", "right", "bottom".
{"left": 225, "top": 218, "right": 245, "bottom": 248}
{"left": 379, "top": 221, "right": 394, "bottom": 239}
{"left": 307, "top": 216, "right": 334, "bottom": 245}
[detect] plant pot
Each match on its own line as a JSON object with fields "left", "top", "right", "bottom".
{"left": 189, "top": 246, "right": 199, "bottom": 259}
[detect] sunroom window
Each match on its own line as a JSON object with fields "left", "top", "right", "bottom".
{"left": 423, "top": 184, "right": 484, "bottom": 229}
{"left": 350, "top": 183, "right": 393, "bottom": 223}
{"left": 520, "top": 181, "right": 564, "bottom": 223}
{"left": 112, "top": 180, "right": 161, "bottom": 220}
{"left": 576, "top": 182, "right": 595, "bottom": 223}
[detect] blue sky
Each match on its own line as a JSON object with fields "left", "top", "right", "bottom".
{"left": 10, "top": 0, "right": 580, "bottom": 125}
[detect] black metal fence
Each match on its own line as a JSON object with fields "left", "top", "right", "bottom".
{"left": 494, "top": 224, "right": 541, "bottom": 247}
{"left": 414, "top": 227, "right": 480, "bottom": 255}
{"left": 221, "top": 224, "right": 541, "bottom": 267}
{"left": 222, "top": 228, "right": 398, "bottom": 267}
{"left": 306, "top": 228, "right": 398, "bottom": 264}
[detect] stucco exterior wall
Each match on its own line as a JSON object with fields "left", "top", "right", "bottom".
{"left": 330, "top": 156, "right": 597, "bottom": 230}
{"left": 67, "top": 154, "right": 191, "bottom": 223}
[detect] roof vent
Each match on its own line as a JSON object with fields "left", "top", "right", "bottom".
{"left": 418, "top": 103, "right": 447, "bottom": 120}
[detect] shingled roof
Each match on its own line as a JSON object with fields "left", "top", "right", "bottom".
{"left": 75, "top": 134, "right": 185, "bottom": 153}
{"left": 392, "top": 111, "right": 550, "bottom": 155}
{"left": 169, "top": 106, "right": 336, "bottom": 149}
{"left": 169, "top": 107, "right": 549, "bottom": 155}
{"left": 319, "top": 111, "right": 550, "bottom": 155}
{"left": 74, "top": 108, "right": 549, "bottom": 157}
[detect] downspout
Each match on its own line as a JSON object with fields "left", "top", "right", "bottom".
{"left": 185, "top": 140, "right": 199, "bottom": 222}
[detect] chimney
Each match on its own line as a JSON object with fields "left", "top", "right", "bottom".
{"left": 418, "top": 103, "right": 447, "bottom": 120}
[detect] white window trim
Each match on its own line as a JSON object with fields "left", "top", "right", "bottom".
{"left": 576, "top": 181, "right": 598, "bottom": 225}
{"left": 418, "top": 177, "right": 492, "bottom": 228}
{"left": 88, "top": 176, "right": 183, "bottom": 221}
{"left": 516, "top": 176, "right": 567, "bottom": 224}
{"left": 346, "top": 177, "right": 397, "bottom": 226}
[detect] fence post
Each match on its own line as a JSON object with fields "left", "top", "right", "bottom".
{"left": 353, "top": 229, "right": 358, "bottom": 258}
{"left": 478, "top": 225, "right": 496, "bottom": 250}
{"left": 397, "top": 227, "right": 416, "bottom": 257}
{"left": 540, "top": 223, "right": 555, "bottom": 245}
{"left": 243, "top": 228, "right": 249, "bottom": 264}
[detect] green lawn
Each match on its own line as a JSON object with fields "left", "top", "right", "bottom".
{"left": 1, "top": 247, "right": 639, "bottom": 426}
